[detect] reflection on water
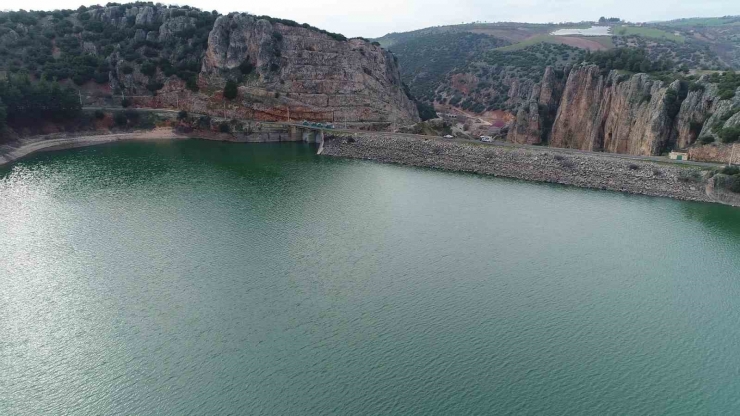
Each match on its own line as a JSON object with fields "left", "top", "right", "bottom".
{"left": 1, "top": 140, "right": 740, "bottom": 415}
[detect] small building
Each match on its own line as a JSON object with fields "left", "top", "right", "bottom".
{"left": 669, "top": 151, "right": 689, "bottom": 161}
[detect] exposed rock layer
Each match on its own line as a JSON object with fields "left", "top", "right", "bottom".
{"left": 507, "top": 65, "right": 740, "bottom": 161}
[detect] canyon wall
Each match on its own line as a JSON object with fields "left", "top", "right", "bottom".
{"left": 84, "top": 7, "right": 419, "bottom": 124}
{"left": 507, "top": 64, "right": 740, "bottom": 159}
{"left": 200, "top": 15, "right": 419, "bottom": 124}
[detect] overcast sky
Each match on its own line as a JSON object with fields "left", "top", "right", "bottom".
{"left": 9, "top": 0, "right": 740, "bottom": 38}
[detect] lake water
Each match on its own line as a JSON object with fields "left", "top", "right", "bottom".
{"left": 2, "top": 140, "right": 740, "bottom": 415}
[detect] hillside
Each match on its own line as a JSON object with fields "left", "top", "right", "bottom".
{"left": 0, "top": 3, "right": 419, "bottom": 136}
{"left": 377, "top": 17, "right": 740, "bottom": 123}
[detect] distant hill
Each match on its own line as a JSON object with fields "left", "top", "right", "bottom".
{"left": 376, "top": 17, "right": 740, "bottom": 118}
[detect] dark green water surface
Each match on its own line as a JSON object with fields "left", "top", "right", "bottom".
{"left": 2, "top": 140, "right": 740, "bottom": 415}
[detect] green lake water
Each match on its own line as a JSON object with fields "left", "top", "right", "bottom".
{"left": 1, "top": 140, "right": 739, "bottom": 415}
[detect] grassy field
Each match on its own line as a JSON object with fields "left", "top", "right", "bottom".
{"left": 660, "top": 17, "right": 740, "bottom": 27}
{"left": 495, "top": 35, "right": 559, "bottom": 51}
{"left": 614, "top": 26, "right": 684, "bottom": 42}
{"left": 496, "top": 35, "right": 613, "bottom": 52}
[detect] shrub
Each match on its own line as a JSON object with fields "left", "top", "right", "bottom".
{"left": 121, "top": 65, "right": 134, "bottom": 75}
{"left": 223, "top": 80, "right": 238, "bottom": 100}
{"left": 720, "top": 165, "right": 740, "bottom": 176}
{"left": 121, "top": 98, "right": 131, "bottom": 108}
{"left": 185, "top": 77, "right": 199, "bottom": 92}
{"left": 177, "top": 110, "right": 188, "bottom": 120}
{"left": 124, "top": 109, "right": 139, "bottom": 121}
{"left": 239, "top": 60, "right": 254, "bottom": 75}
{"left": 628, "top": 164, "right": 640, "bottom": 171}
{"left": 219, "top": 122, "right": 230, "bottom": 133}
{"left": 140, "top": 61, "right": 156, "bottom": 76}
{"left": 113, "top": 112, "right": 127, "bottom": 126}
{"left": 94, "top": 110, "right": 105, "bottom": 119}
{"left": 146, "top": 81, "right": 164, "bottom": 92}
{"left": 719, "top": 127, "right": 740, "bottom": 143}
{"left": 698, "top": 135, "right": 715, "bottom": 145}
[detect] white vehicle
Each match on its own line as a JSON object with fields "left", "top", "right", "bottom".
{"left": 443, "top": 135, "right": 454, "bottom": 139}
{"left": 480, "top": 136, "right": 493, "bottom": 142}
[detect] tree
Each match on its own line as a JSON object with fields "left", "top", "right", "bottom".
{"left": 0, "top": 98, "right": 6, "bottom": 129}
{"left": 223, "top": 80, "right": 238, "bottom": 100}
{"left": 599, "top": 17, "right": 607, "bottom": 24}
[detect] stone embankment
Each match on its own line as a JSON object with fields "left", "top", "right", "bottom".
{"left": 322, "top": 134, "right": 740, "bottom": 206}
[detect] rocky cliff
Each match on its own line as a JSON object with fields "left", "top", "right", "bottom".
{"left": 506, "top": 66, "right": 566, "bottom": 145}
{"left": 200, "top": 14, "right": 418, "bottom": 123}
{"left": 548, "top": 66, "right": 678, "bottom": 155}
{"left": 0, "top": 5, "right": 419, "bottom": 125}
{"left": 507, "top": 64, "right": 740, "bottom": 159}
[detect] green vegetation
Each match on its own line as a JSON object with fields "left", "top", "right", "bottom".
{"left": 0, "top": 75, "right": 81, "bottom": 127}
{"left": 446, "top": 42, "right": 582, "bottom": 113}
{"left": 223, "top": 80, "right": 238, "bottom": 100}
{"left": 495, "top": 35, "right": 562, "bottom": 52}
{"left": 585, "top": 48, "right": 675, "bottom": 74}
{"left": 389, "top": 32, "right": 508, "bottom": 104}
{"left": 661, "top": 16, "right": 740, "bottom": 28}
{"left": 705, "top": 71, "right": 740, "bottom": 100}
{"left": 0, "top": 98, "right": 6, "bottom": 129}
{"left": 615, "top": 26, "right": 684, "bottom": 43}
{"left": 252, "top": 14, "right": 347, "bottom": 41}
{"left": 719, "top": 127, "right": 740, "bottom": 143}
{"left": 416, "top": 101, "right": 437, "bottom": 121}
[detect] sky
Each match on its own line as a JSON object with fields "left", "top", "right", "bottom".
{"left": 8, "top": 0, "right": 740, "bottom": 38}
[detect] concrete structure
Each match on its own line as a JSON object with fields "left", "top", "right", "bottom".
{"left": 669, "top": 151, "right": 689, "bottom": 161}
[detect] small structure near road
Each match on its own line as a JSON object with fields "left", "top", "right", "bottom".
{"left": 669, "top": 151, "right": 689, "bottom": 161}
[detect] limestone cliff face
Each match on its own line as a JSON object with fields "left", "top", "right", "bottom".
{"left": 549, "top": 66, "right": 678, "bottom": 156}
{"left": 506, "top": 66, "right": 566, "bottom": 145}
{"left": 81, "top": 7, "right": 418, "bottom": 124}
{"left": 201, "top": 15, "right": 419, "bottom": 123}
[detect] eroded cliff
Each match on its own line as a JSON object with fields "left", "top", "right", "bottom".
{"left": 199, "top": 14, "right": 419, "bottom": 123}
{"left": 507, "top": 64, "right": 740, "bottom": 159}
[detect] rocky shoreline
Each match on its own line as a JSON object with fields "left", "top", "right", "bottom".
{"left": 322, "top": 134, "right": 740, "bottom": 207}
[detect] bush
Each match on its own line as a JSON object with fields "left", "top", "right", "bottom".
{"left": 121, "top": 65, "right": 134, "bottom": 75}
{"left": 177, "top": 110, "right": 188, "bottom": 120}
{"left": 698, "top": 135, "right": 715, "bottom": 145}
{"left": 223, "top": 80, "right": 238, "bottom": 100}
{"left": 219, "top": 122, "right": 230, "bottom": 133}
{"left": 94, "top": 110, "right": 105, "bottom": 119}
{"left": 121, "top": 98, "right": 131, "bottom": 108}
{"left": 113, "top": 112, "right": 127, "bottom": 126}
{"left": 719, "top": 127, "right": 740, "bottom": 143}
{"left": 140, "top": 61, "right": 156, "bottom": 76}
{"left": 239, "top": 60, "right": 254, "bottom": 75}
{"left": 720, "top": 165, "right": 740, "bottom": 176}
{"left": 185, "top": 77, "right": 199, "bottom": 92}
{"left": 628, "top": 164, "right": 640, "bottom": 171}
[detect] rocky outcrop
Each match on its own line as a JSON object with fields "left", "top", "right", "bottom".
{"left": 507, "top": 101, "right": 542, "bottom": 144}
{"left": 81, "top": 7, "right": 419, "bottom": 124}
{"left": 549, "top": 66, "right": 677, "bottom": 156}
{"left": 506, "top": 66, "right": 566, "bottom": 145}
{"left": 200, "top": 14, "right": 419, "bottom": 124}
